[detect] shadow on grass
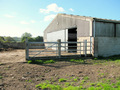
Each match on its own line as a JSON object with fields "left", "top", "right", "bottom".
{"left": 27, "top": 57, "right": 93, "bottom": 68}
{"left": 27, "top": 55, "right": 120, "bottom": 68}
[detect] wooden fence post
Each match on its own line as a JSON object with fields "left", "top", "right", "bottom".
{"left": 25, "top": 38, "right": 29, "bottom": 60}
{"left": 57, "top": 39, "right": 61, "bottom": 58}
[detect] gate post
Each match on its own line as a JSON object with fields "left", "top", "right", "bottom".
{"left": 83, "top": 40, "right": 87, "bottom": 57}
{"left": 57, "top": 39, "right": 61, "bottom": 58}
{"left": 25, "top": 38, "right": 29, "bottom": 60}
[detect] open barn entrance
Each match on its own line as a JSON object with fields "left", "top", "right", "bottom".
{"left": 68, "top": 28, "right": 77, "bottom": 53}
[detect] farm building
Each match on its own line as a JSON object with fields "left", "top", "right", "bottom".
{"left": 44, "top": 13, "right": 120, "bottom": 57}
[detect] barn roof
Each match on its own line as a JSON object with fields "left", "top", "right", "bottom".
{"left": 58, "top": 13, "right": 120, "bottom": 24}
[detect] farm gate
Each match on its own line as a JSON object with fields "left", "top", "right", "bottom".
{"left": 25, "top": 39, "right": 92, "bottom": 60}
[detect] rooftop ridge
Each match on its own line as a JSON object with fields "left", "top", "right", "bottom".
{"left": 58, "top": 13, "right": 120, "bottom": 22}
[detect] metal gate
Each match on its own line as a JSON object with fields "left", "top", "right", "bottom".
{"left": 25, "top": 39, "right": 92, "bottom": 60}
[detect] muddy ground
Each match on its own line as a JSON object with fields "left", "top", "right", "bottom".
{"left": 0, "top": 49, "right": 120, "bottom": 90}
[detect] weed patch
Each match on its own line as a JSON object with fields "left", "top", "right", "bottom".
{"left": 84, "top": 76, "right": 89, "bottom": 80}
{"left": 28, "top": 59, "right": 55, "bottom": 64}
{"left": 59, "top": 78, "right": 67, "bottom": 82}
{"left": 73, "top": 77, "right": 79, "bottom": 82}
{"left": 25, "top": 80, "right": 32, "bottom": 83}
{"left": 36, "top": 83, "right": 62, "bottom": 90}
{"left": 0, "top": 76, "right": 3, "bottom": 79}
{"left": 70, "top": 59, "right": 84, "bottom": 63}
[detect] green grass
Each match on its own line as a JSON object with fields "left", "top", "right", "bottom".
{"left": 0, "top": 76, "right": 3, "bottom": 79}
{"left": 98, "top": 73, "right": 104, "bottom": 77}
{"left": 36, "top": 83, "right": 62, "bottom": 90}
{"left": 36, "top": 82, "right": 83, "bottom": 90}
{"left": 59, "top": 78, "right": 67, "bottom": 82}
{"left": 65, "top": 82, "right": 70, "bottom": 87}
{"left": 73, "top": 77, "right": 79, "bottom": 82}
{"left": 84, "top": 76, "right": 89, "bottom": 80}
{"left": 28, "top": 59, "right": 55, "bottom": 64}
{"left": 36, "top": 80, "right": 120, "bottom": 90}
{"left": 73, "top": 78, "right": 78, "bottom": 82}
{"left": 80, "top": 80, "right": 86, "bottom": 85}
{"left": 25, "top": 80, "right": 32, "bottom": 82}
{"left": 90, "top": 83, "right": 96, "bottom": 86}
{"left": 70, "top": 59, "right": 84, "bottom": 63}
{"left": 94, "top": 58, "right": 98, "bottom": 60}
{"left": 27, "top": 55, "right": 120, "bottom": 65}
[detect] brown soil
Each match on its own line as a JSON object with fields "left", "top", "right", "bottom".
{"left": 0, "top": 50, "right": 120, "bottom": 90}
{"left": 0, "top": 49, "right": 25, "bottom": 63}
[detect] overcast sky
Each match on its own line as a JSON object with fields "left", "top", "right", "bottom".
{"left": 0, "top": 0, "right": 120, "bottom": 37}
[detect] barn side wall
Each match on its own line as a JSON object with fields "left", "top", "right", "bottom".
{"left": 95, "top": 22, "right": 120, "bottom": 37}
{"left": 94, "top": 37, "right": 120, "bottom": 57}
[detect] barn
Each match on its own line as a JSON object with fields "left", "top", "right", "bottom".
{"left": 44, "top": 13, "right": 120, "bottom": 57}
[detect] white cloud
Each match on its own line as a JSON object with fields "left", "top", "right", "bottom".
{"left": 4, "top": 14, "right": 15, "bottom": 18}
{"left": 40, "top": 3, "right": 65, "bottom": 13}
{"left": 44, "top": 14, "right": 56, "bottom": 21}
{"left": 30, "top": 20, "right": 36, "bottom": 23}
{"left": 69, "top": 8, "right": 74, "bottom": 11}
{"left": 20, "top": 20, "right": 36, "bottom": 24}
{"left": 20, "top": 21, "right": 29, "bottom": 24}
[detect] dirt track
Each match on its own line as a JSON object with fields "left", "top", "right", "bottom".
{"left": 0, "top": 49, "right": 25, "bottom": 64}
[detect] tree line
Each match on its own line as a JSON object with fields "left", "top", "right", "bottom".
{"left": 0, "top": 32, "right": 43, "bottom": 43}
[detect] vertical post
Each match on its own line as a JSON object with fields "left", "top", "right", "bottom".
{"left": 114, "top": 23, "right": 116, "bottom": 37}
{"left": 94, "top": 20, "right": 96, "bottom": 37}
{"left": 56, "top": 43, "right": 57, "bottom": 57}
{"left": 80, "top": 42, "right": 81, "bottom": 56}
{"left": 90, "top": 37, "right": 92, "bottom": 54}
{"left": 57, "top": 39, "right": 61, "bottom": 58}
{"left": 25, "top": 38, "right": 29, "bottom": 60}
{"left": 85, "top": 40, "right": 87, "bottom": 57}
{"left": 83, "top": 40, "right": 87, "bottom": 57}
{"left": 64, "top": 29, "right": 67, "bottom": 52}
{"left": 92, "top": 37, "right": 98, "bottom": 57}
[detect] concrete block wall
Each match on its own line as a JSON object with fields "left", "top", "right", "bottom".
{"left": 97, "top": 37, "right": 120, "bottom": 57}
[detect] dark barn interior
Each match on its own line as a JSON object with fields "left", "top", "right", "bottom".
{"left": 68, "top": 28, "right": 77, "bottom": 53}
